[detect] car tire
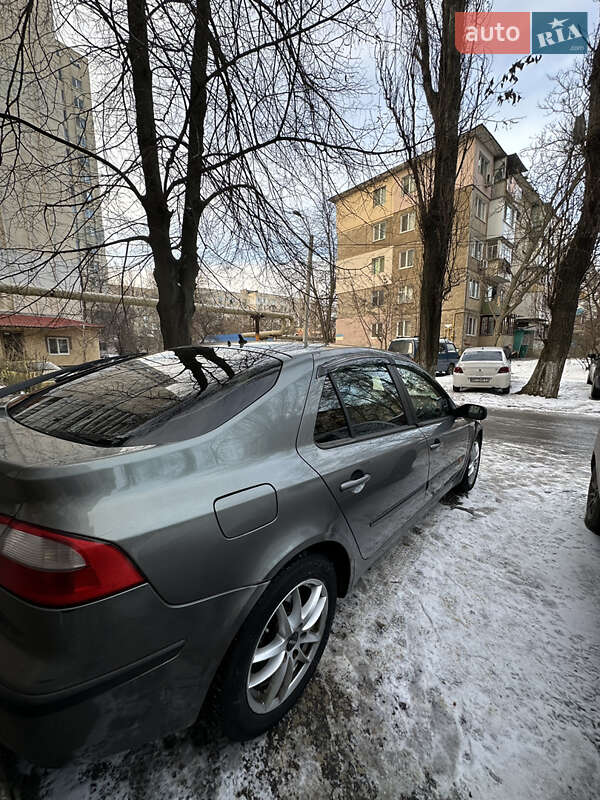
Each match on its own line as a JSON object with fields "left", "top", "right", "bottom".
{"left": 500, "top": 386, "right": 510, "bottom": 394}
{"left": 455, "top": 436, "right": 481, "bottom": 494}
{"left": 446, "top": 363, "right": 455, "bottom": 376}
{"left": 585, "top": 462, "right": 600, "bottom": 534}
{"left": 214, "top": 553, "right": 337, "bottom": 741}
{"left": 453, "top": 385, "right": 462, "bottom": 392}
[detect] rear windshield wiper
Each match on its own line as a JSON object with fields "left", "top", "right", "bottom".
{"left": 0, "top": 353, "right": 145, "bottom": 400}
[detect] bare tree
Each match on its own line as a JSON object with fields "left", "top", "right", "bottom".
{"left": 376, "top": 1, "right": 537, "bottom": 374}
{"left": 1, "top": 0, "right": 385, "bottom": 348}
{"left": 377, "top": 0, "right": 476, "bottom": 373}
{"left": 521, "top": 36, "right": 600, "bottom": 398}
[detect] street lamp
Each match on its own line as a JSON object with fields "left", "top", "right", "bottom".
{"left": 293, "top": 211, "right": 314, "bottom": 348}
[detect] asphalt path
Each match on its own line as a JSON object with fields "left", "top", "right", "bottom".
{"left": 482, "top": 406, "right": 598, "bottom": 461}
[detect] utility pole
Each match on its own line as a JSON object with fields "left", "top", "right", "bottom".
{"left": 303, "top": 234, "right": 314, "bottom": 348}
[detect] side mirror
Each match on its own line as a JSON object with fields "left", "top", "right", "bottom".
{"left": 454, "top": 403, "right": 487, "bottom": 421}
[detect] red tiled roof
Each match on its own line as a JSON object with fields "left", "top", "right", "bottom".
{"left": 0, "top": 314, "right": 103, "bottom": 329}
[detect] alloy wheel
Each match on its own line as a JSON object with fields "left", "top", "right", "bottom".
{"left": 467, "top": 440, "right": 481, "bottom": 486}
{"left": 247, "top": 579, "right": 329, "bottom": 714}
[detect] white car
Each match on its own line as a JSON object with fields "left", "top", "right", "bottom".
{"left": 453, "top": 346, "right": 511, "bottom": 394}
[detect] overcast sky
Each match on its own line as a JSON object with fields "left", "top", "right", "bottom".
{"left": 485, "top": 0, "right": 599, "bottom": 160}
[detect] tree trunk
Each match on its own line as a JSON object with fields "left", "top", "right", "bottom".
{"left": 153, "top": 253, "right": 196, "bottom": 348}
{"left": 520, "top": 40, "right": 600, "bottom": 398}
{"left": 415, "top": 0, "right": 465, "bottom": 376}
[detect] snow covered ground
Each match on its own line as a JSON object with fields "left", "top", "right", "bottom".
{"left": 437, "top": 358, "right": 598, "bottom": 416}
{"left": 2, "top": 411, "right": 598, "bottom": 800}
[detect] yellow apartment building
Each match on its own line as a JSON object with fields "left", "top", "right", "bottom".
{"left": 331, "top": 124, "right": 548, "bottom": 356}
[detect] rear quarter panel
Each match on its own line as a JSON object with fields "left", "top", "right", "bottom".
{"left": 12, "top": 359, "right": 358, "bottom": 604}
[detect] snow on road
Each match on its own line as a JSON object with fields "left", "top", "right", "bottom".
{"left": 437, "top": 358, "right": 598, "bottom": 416}
{"left": 2, "top": 421, "right": 599, "bottom": 799}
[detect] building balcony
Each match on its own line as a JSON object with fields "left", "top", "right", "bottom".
{"left": 482, "top": 257, "right": 512, "bottom": 284}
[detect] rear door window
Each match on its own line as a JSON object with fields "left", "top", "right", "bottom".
{"left": 313, "top": 377, "right": 351, "bottom": 444}
{"left": 329, "top": 363, "right": 408, "bottom": 437}
{"left": 9, "top": 347, "right": 281, "bottom": 445}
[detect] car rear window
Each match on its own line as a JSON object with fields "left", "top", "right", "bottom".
{"left": 9, "top": 347, "right": 281, "bottom": 446}
{"left": 460, "top": 351, "right": 503, "bottom": 362}
{"left": 389, "top": 339, "right": 414, "bottom": 356}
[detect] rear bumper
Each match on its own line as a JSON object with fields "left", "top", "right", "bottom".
{"left": 0, "top": 581, "right": 267, "bottom": 766}
{"left": 453, "top": 373, "right": 510, "bottom": 390}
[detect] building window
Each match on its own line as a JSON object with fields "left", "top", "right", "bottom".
{"left": 77, "top": 116, "right": 86, "bottom": 130}
{"left": 57, "top": 68, "right": 63, "bottom": 81}
{"left": 465, "top": 316, "right": 477, "bottom": 336}
{"left": 373, "top": 186, "right": 386, "bottom": 207}
{"left": 372, "top": 256, "right": 385, "bottom": 274}
{"left": 372, "top": 289, "right": 384, "bottom": 307}
{"left": 398, "top": 285, "right": 413, "bottom": 303}
{"left": 371, "top": 322, "right": 383, "bottom": 337}
{"left": 79, "top": 134, "right": 87, "bottom": 148}
{"left": 401, "top": 175, "right": 416, "bottom": 194}
{"left": 470, "top": 239, "right": 483, "bottom": 260}
{"left": 468, "top": 279, "right": 480, "bottom": 300}
{"left": 504, "top": 204, "right": 515, "bottom": 227}
{"left": 480, "top": 316, "right": 494, "bottom": 336}
{"left": 372, "top": 222, "right": 387, "bottom": 241}
{"left": 399, "top": 248, "right": 414, "bottom": 269}
{"left": 74, "top": 96, "right": 84, "bottom": 110}
{"left": 474, "top": 195, "right": 487, "bottom": 222}
{"left": 486, "top": 285, "right": 497, "bottom": 301}
{"left": 400, "top": 211, "right": 415, "bottom": 233}
{"left": 478, "top": 152, "right": 490, "bottom": 179}
{"left": 72, "top": 77, "right": 83, "bottom": 90}
{"left": 47, "top": 336, "right": 70, "bottom": 355}
{"left": 396, "top": 319, "right": 410, "bottom": 337}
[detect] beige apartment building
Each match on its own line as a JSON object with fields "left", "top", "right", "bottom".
{"left": 0, "top": 0, "right": 106, "bottom": 366}
{"left": 332, "top": 124, "right": 548, "bottom": 356}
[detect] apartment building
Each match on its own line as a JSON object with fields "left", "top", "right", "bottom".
{"left": 0, "top": 0, "right": 106, "bottom": 365}
{"left": 197, "top": 286, "right": 300, "bottom": 336}
{"left": 332, "top": 124, "right": 548, "bottom": 355}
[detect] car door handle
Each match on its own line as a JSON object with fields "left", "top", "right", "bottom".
{"left": 340, "top": 474, "right": 371, "bottom": 494}
{"left": 430, "top": 439, "right": 442, "bottom": 450}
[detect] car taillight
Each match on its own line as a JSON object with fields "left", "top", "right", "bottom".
{"left": 0, "top": 515, "right": 144, "bottom": 607}
{"left": 454, "top": 366, "right": 463, "bottom": 373}
{"left": 497, "top": 366, "right": 510, "bottom": 373}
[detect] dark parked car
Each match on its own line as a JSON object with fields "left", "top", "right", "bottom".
{"left": 587, "top": 354, "right": 600, "bottom": 400}
{"left": 585, "top": 431, "right": 600, "bottom": 534}
{"left": 388, "top": 337, "right": 459, "bottom": 375}
{"left": 0, "top": 344, "right": 486, "bottom": 765}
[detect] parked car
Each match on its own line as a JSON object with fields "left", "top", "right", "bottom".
{"left": 453, "top": 347, "right": 511, "bottom": 394}
{"left": 388, "top": 337, "right": 459, "bottom": 375}
{"left": 585, "top": 431, "right": 600, "bottom": 533}
{"left": 0, "top": 343, "right": 486, "bottom": 765}
{"left": 587, "top": 355, "right": 600, "bottom": 400}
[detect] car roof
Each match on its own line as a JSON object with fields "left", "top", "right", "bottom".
{"left": 201, "top": 342, "right": 396, "bottom": 361}
{"left": 462, "top": 346, "right": 504, "bottom": 352}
